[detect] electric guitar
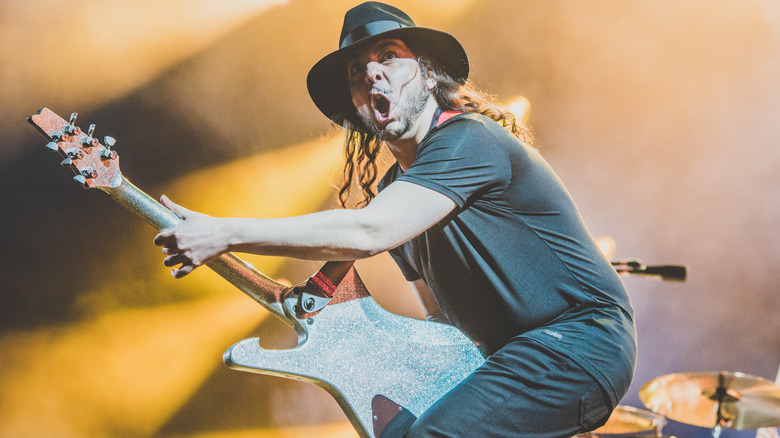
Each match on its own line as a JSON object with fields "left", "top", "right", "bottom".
{"left": 28, "top": 108, "right": 485, "bottom": 438}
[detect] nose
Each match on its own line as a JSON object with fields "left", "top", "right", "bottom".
{"left": 365, "top": 61, "right": 383, "bottom": 85}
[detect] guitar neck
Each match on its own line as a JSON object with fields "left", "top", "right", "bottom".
{"left": 27, "top": 107, "right": 295, "bottom": 327}
{"left": 108, "top": 177, "right": 294, "bottom": 326}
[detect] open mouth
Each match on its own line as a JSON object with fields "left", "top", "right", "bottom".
{"left": 371, "top": 93, "right": 392, "bottom": 123}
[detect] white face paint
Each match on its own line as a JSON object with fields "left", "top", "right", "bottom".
{"left": 347, "top": 39, "right": 432, "bottom": 140}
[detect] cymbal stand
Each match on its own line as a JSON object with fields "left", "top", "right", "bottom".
{"left": 709, "top": 372, "right": 737, "bottom": 438}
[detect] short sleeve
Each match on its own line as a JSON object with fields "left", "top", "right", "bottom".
{"left": 396, "top": 118, "right": 511, "bottom": 207}
{"left": 388, "top": 247, "right": 421, "bottom": 281}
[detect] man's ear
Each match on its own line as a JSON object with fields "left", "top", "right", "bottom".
{"left": 416, "top": 55, "right": 436, "bottom": 90}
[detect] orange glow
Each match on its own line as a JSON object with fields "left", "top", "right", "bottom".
{"left": 0, "top": 133, "right": 345, "bottom": 437}
{"left": 7, "top": 1, "right": 780, "bottom": 437}
{"left": 0, "top": 294, "right": 266, "bottom": 437}
{"left": 0, "top": 0, "right": 287, "bottom": 120}
{"left": 70, "top": 134, "right": 344, "bottom": 316}
{"left": 507, "top": 95, "right": 532, "bottom": 123}
{"left": 174, "top": 422, "right": 359, "bottom": 438}
{"left": 595, "top": 235, "right": 618, "bottom": 260}
{"left": 162, "top": 134, "right": 345, "bottom": 288}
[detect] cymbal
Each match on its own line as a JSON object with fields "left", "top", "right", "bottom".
{"left": 574, "top": 406, "right": 667, "bottom": 437}
{"left": 640, "top": 371, "right": 780, "bottom": 430}
{"left": 592, "top": 405, "right": 666, "bottom": 434}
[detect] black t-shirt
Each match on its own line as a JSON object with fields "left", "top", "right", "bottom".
{"left": 378, "top": 111, "right": 637, "bottom": 406}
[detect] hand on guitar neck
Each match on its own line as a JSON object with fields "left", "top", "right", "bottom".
{"left": 154, "top": 195, "right": 233, "bottom": 278}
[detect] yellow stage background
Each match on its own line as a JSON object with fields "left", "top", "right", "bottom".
{"left": 1, "top": 1, "right": 778, "bottom": 437}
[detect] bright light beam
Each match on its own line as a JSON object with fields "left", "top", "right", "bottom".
{"left": 0, "top": 0, "right": 288, "bottom": 125}
{"left": 0, "top": 294, "right": 265, "bottom": 437}
{"left": 0, "top": 133, "right": 344, "bottom": 437}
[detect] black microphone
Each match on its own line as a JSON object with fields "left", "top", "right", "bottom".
{"left": 611, "top": 259, "right": 688, "bottom": 282}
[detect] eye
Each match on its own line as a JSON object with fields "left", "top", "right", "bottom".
{"left": 381, "top": 51, "right": 398, "bottom": 62}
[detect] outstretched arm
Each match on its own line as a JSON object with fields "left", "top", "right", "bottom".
{"left": 153, "top": 180, "right": 456, "bottom": 278}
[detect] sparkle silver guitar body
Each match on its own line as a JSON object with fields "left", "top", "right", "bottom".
{"left": 29, "top": 108, "right": 486, "bottom": 438}
{"left": 225, "top": 268, "right": 485, "bottom": 437}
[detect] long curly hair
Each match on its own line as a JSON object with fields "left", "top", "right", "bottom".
{"left": 337, "top": 57, "right": 533, "bottom": 208}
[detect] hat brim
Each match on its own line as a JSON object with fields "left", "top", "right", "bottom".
{"left": 307, "top": 27, "right": 469, "bottom": 125}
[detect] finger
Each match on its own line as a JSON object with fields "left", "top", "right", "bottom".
{"left": 163, "top": 253, "right": 189, "bottom": 267}
{"left": 153, "top": 231, "right": 174, "bottom": 247}
{"left": 172, "top": 264, "right": 196, "bottom": 279}
{"left": 160, "top": 195, "right": 190, "bottom": 217}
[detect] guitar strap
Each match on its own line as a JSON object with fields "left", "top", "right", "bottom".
{"left": 436, "top": 110, "right": 462, "bottom": 127}
{"left": 308, "top": 270, "right": 339, "bottom": 297}
{"left": 306, "top": 261, "right": 355, "bottom": 298}
{"left": 295, "top": 261, "right": 355, "bottom": 314}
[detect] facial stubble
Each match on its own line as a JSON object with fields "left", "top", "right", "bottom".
{"left": 357, "top": 64, "right": 432, "bottom": 141}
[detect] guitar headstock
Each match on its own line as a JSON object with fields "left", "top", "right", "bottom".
{"left": 28, "top": 108, "right": 122, "bottom": 189}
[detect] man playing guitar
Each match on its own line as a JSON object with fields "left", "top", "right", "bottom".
{"left": 153, "top": 3, "right": 637, "bottom": 436}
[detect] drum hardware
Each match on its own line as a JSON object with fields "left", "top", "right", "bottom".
{"left": 640, "top": 371, "right": 780, "bottom": 437}
{"left": 574, "top": 405, "right": 668, "bottom": 437}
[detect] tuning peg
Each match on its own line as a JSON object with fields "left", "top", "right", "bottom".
{"left": 81, "top": 124, "right": 98, "bottom": 148}
{"left": 60, "top": 148, "right": 84, "bottom": 166}
{"left": 46, "top": 130, "right": 64, "bottom": 150}
{"left": 73, "top": 168, "right": 97, "bottom": 185}
{"left": 65, "top": 148, "right": 84, "bottom": 160}
{"left": 64, "top": 113, "right": 81, "bottom": 135}
{"left": 100, "top": 136, "right": 118, "bottom": 160}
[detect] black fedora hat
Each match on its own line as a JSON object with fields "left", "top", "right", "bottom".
{"left": 306, "top": 2, "right": 469, "bottom": 125}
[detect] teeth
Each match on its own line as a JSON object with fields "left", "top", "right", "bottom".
{"left": 370, "top": 90, "right": 387, "bottom": 102}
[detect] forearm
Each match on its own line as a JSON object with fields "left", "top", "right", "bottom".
{"left": 225, "top": 208, "right": 397, "bottom": 261}
{"left": 225, "top": 181, "right": 456, "bottom": 261}
{"left": 155, "top": 182, "right": 456, "bottom": 278}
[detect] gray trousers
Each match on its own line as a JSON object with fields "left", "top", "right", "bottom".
{"left": 403, "top": 337, "right": 614, "bottom": 438}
